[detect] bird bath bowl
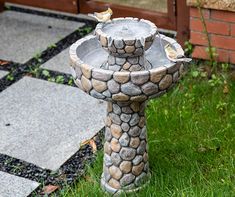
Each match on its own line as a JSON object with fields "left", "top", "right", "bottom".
{"left": 69, "top": 17, "right": 187, "bottom": 194}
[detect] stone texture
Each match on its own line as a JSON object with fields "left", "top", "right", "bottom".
{"left": 104, "top": 142, "right": 112, "bottom": 155}
{"left": 122, "top": 106, "right": 133, "bottom": 114}
{"left": 120, "top": 113, "right": 131, "bottom": 122}
{"left": 81, "top": 65, "right": 91, "bottom": 79}
{"left": 131, "top": 72, "right": 149, "bottom": 85}
{"left": 135, "top": 172, "right": 147, "bottom": 186}
{"left": 150, "top": 67, "right": 167, "bottom": 83}
{"left": 114, "top": 40, "right": 124, "bottom": 49}
{"left": 90, "top": 89, "right": 105, "bottom": 99}
{"left": 110, "top": 138, "right": 121, "bottom": 152}
{"left": 141, "top": 82, "right": 158, "bottom": 95}
{"left": 104, "top": 154, "right": 113, "bottom": 167}
{"left": 140, "top": 126, "right": 147, "bottom": 140}
{"left": 120, "top": 161, "right": 132, "bottom": 173}
{"left": 116, "top": 57, "right": 126, "bottom": 65}
{"left": 112, "top": 93, "right": 129, "bottom": 101}
{"left": 133, "top": 155, "right": 143, "bottom": 165}
{"left": 120, "top": 147, "right": 136, "bottom": 160}
{"left": 138, "top": 117, "right": 145, "bottom": 128}
{"left": 113, "top": 104, "right": 121, "bottom": 115}
{"left": 137, "top": 141, "right": 146, "bottom": 154}
{"left": 121, "top": 122, "right": 130, "bottom": 132}
{"left": 81, "top": 76, "right": 92, "bottom": 92}
{"left": 104, "top": 166, "right": 111, "bottom": 181}
{"left": 109, "top": 113, "right": 121, "bottom": 125}
{"left": 130, "top": 95, "right": 147, "bottom": 102}
{"left": 113, "top": 72, "right": 130, "bottom": 83}
{"left": 0, "top": 11, "right": 84, "bottom": 63}
{"left": 111, "top": 152, "right": 122, "bottom": 166}
{"left": 129, "top": 113, "right": 140, "bottom": 126}
{"left": 109, "top": 165, "right": 122, "bottom": 180}
{"left": 109, "top": 178, "right": 121, "bottom": 189}
{"left": 119, "top": 133, "right": 130, "bottom": 147}
{"left": 159, "top": 74, "right": 173, "bottom": 90}
{"left": 130, "top": 102, "right": 140, "bottom": 112}
{"left": 108, "top": 79, "right": 120, "bottom": 93}
{"left": 130, "top": 137, "right": 140, "bottom": 148}
{"left": 0, "top": 77, "right": 105, "bottom": 170}
{"left": 125, "top": 45, "right": 135, "bottom": 53}
{"left": 143, "top": 152, "right": 148, "bottom": 163}
{"left": 120, "top": 174, "right": 135, "bottom": 187}
{"left": 0, "top": 171, "right": 39, "bottom": 197}
{"left": 132, "top": 162, "right": 144, "bottom": 176}
{"left": 92, "top": 69, "right": 113, "bottom": 81}
{"left": 110, "top": 124, "right": 122, "bottom": 139}
{"left": 105, "top": 127, "right": 112, "bottom": 142}
{"left": 92, "top": 79, "right": 107, "bottom": 92}
{"left": 121, "top": 82, "right": 142, "bottom": 96}
{"left": 129, "top": 126, "right": 141, "bottom": 137}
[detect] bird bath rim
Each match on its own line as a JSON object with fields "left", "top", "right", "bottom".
{"left": 69, "top": 34, "right": 185, "bottom": 103}
{"left": 95, "top": 17, "right": 158, "bottom": 55}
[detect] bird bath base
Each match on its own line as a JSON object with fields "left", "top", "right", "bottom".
{"left": 101, "top": 101, "right": 150, "bottom": 193}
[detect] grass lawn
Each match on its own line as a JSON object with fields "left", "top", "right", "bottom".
{"left": 58, "top": 65, "right": 235, "bottom": 196}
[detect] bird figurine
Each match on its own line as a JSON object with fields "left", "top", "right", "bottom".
{"left": 88, "top": 8, "right": 113, "bottom": 23}
{"left": 164, "top": 43, "right": 191, "bottom": 63}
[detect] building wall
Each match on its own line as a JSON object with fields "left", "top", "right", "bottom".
{"left": 189, "top": 7, "right": 235, "bottom": 64}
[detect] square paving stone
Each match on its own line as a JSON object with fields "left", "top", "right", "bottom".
{"left": 41, "top": 48, "right": 71, "bottom": 74}
{"left": 0, "top": 10, "right": 84, "bottom": 63}
{"left": 0, "top": 171, "right": 39, "bottom": 197}
{"left": 0, "top": 70, "right": 9, "bottom": 79}
{"left": 0, "top": 77, "right": 106, "bottom": 170}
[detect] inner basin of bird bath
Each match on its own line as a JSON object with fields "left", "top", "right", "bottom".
{"left": 69, "top": 17, "right": 186, "bottom": 194}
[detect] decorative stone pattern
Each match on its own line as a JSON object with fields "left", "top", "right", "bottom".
{"left": 69, "top": 18, "right": 187, "bottom": 194}
{"left": 102, "top": 102, "right": 149, "bottom": 191}
{"left": 70, "top": 34, "right": 184, "bottom": 104}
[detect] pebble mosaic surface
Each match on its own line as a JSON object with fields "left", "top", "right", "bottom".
{"left": 101, "top": 102, "right": 150, "bottom": 193}
{"left": 70, "top": 17, "right": 185, "bottom": 193}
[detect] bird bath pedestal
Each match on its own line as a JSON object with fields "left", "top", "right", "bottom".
{"left": 69, "top": 17, "right": 187, "bottom": 194}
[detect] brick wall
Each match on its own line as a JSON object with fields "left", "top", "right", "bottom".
{"left": 190, "top": 7, "right": 235, "bottom": 64}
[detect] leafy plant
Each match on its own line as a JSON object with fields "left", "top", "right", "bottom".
{"left": 184, "top": 41, "right": 193, "bottom": 56}
{"left": 196, "top": 0, "right": 218, "bottom": 72}
{"left": 48, "top": 43, "right": 57, "bottom": 49}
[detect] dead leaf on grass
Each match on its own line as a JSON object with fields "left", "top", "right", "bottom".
{"left": 42, "top": 185, "right": 59, "bottom": 194}
{"left": 0, "top": 60, "right": 9, "bottom": 66}
{"left": 89, "top": 139, "right": 97, "bottom": 153}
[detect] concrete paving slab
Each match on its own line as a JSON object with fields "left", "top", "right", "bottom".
{"left": 0, "top": 11, "right": 84, "bottom": 63}
{"left": 0, "top": 70, "right": 9, "bottom": 79}
{"left": 0, "top": 77, "right": 106, "bottom": 170}
{"left": 0, "top": 171, "right": 39, "bottom": 197}
{"left": 41, "top": 48, "right": 71, "bottom": 74}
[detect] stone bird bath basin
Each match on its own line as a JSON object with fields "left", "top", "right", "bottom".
{"left": 69, "top": 17, "right": 187, "bottom": 194}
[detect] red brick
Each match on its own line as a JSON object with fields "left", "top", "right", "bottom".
{"left": 190, "top": 7, "right": 210, "bottom": 19}
{"left": 192, "top": 46, "right": 229, "bottom": 63}
{"left": 190, "top": 31, "right": 208, "bottom": 46}
{"left": 211, "top": 9, "right": 235, "bottom": 23}
{"left": 192, "top": 46, "right": 209, "bottom": 60}
{"left": 211, "top": 35, "right": 235, "bottom": 50}
{"left": 190, "top": 18, "right": 229, "bottom": 35}
{"left": 230, "top": 51, "right": 235, "bottom": 64}
{"left": 231, "top": 24, "right": 235, "bottom": 36}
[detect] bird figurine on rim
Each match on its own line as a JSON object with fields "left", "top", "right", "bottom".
{"left": 88, "top": 8, "right": 113, "bottom": 23}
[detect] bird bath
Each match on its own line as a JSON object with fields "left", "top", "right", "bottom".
{"left": 69, "top": 17, "right": 188, "bottom": 194}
